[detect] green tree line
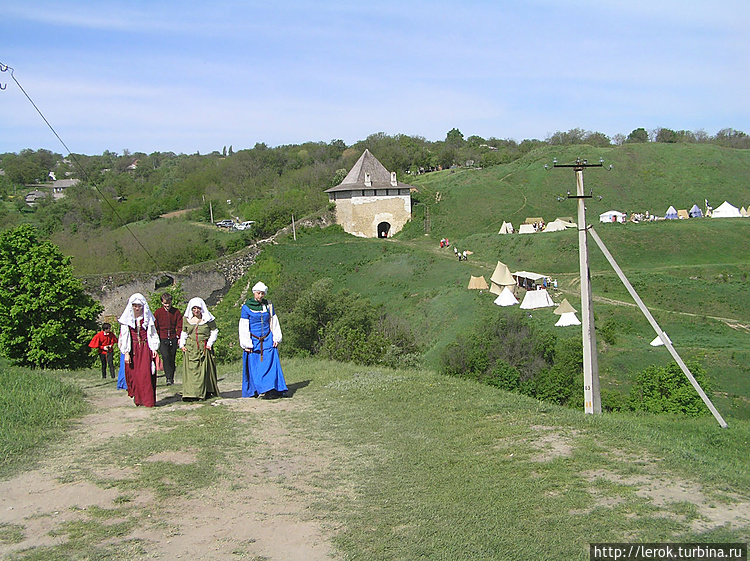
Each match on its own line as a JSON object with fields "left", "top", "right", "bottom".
{"left": 2, "top": 127, "right": 748, "bottom": 239}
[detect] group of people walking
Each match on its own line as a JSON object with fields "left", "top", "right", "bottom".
{"left": 89, "top": 281, "right": 287, "bottom": 408}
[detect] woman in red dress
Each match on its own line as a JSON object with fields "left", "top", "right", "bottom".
{"left": 118, "top": 293, "right": 160, "bottom": 407}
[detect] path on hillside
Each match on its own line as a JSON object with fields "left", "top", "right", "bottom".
{"left": 0, "top": 375, "right": 338, "bottom": 560}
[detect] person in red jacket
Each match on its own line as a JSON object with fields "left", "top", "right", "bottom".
{"left": 89, "top": 322, "right": 118, "bottom": 379}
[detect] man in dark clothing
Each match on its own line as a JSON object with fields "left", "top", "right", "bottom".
{"left": 153, "top": 293, "right": 182, "bottom": 385}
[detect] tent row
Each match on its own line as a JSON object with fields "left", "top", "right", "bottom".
{"left": 498, "top": 217, "right": 577, "bottom": 235}
{"left": 599, "top": 201, "right": 749, "bottom": 224}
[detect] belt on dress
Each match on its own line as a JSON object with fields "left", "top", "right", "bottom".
{"left": 251, "top": 332, "right": 270, "bottom": 362}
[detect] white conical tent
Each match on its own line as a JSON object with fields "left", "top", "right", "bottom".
{"left": 689, "top": 204, "right": 703, "bottom": 218}
{"left": 650, "top": 333, "right": 672, "bottom": 347}
{"left": 665, "top": 206, "right": 678, "bottom": 219}
{"left": 493, "top": 286, "right": 519, "bottom": 306}
{"left": 489, "top": 261, "right": 516, "bottom": 295}
{"left": 498, "top": 221, "right": 514, "bottom": 234}
{"left": 553, "top": 299, "right": 580, "bottom": 326}
{"left": 519, "top": 289, "right": 555, "bottom": 309}
{"left": 553, "top": 299, "right": 577, "bottom": 315}
{"left": 468, "top": 275, "right": 489, "bottom": 290}
{"left": 555, "top": 312, "right": 581, "bottom": 327}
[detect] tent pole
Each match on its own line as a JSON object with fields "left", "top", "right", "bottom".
{"left": 588, "top": 227, "right": 728, "bottom": 428}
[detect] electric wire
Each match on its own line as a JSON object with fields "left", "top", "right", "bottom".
{"left": 0, "top": 61, "right": 163, "bottom": 271}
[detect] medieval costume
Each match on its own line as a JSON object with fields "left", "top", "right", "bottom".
{"left": 179, "top": 297, "right": 220, "bottom": 401}
{"left": 118, "top": 293, "right": 160, "bottom": 407}
{"left": 239, "top": 282, "right": 288, "bottom": 398}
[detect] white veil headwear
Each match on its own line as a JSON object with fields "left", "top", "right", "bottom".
{"left": 118, "top": 293, "right": 156, "bottom": 329}
{"left": 185, "top": 297, "right": 215, "bottom": 322}
{"left": 252, "top": 281, "right": 268, "bottom": 294}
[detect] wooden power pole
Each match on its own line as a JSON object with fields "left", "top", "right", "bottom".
{"left": 550, "top": 157, "right": 604, "bottom": 414}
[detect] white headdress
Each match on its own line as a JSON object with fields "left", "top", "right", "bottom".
{"left": 185, "top": 297, "right": 215, "bottom": 322}
{"left": 252, "top": 281, "right": 268, "bottom": 293}
{"left": 118, "top": 293, "right": 156, "bottom": 329}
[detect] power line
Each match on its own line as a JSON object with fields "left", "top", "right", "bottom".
{"left": 0, "top": 61, "right": 163, "bottom": 271}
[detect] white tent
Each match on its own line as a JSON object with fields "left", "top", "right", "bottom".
{"left": 650, "top": 332, "right": 672, "bottom": 347}
{"left": 555, "top": 312, "right": 581, "bottom": 327}
{"left": 518, "top": 224, "right": 536, "bottom": 234}
{"left": 689, "top": 204, "right": 703, "bottom": 218}
{"left": 467, "top": 275, "right": 489, "bottom": 290}
{"left": 513, "top": 270, "right": 548, "bottom": 290}
{"left": 665, "top": 206, "right": 678, "bottom": 220}
{"left": 493, "top": 286, "right": 519, "bottom": 307}
{"left": 491, "top": 261, "right": 515, "bottom": 286}
{"left": 712, "top": 201, "right": 742, "bottom": 218}
{"left": 542, "top": 219, "right": 567, "bottom": 232}
{"left": 553, "top": 298, "right": 580, "bottom": 326}
{"left": 498, "top": 221, "right": 514, "bottom": 234}
{"left": 519, "top": 289, "right": 555, "bottom": 309}
{"left": 599, "top": 210, "right": 625, "bottom": 223}
{"left": 490, "top": 262, "right": 515, "bottom": 295}
{"left": 555, "top": 217, "right": 577, "bottom": 228}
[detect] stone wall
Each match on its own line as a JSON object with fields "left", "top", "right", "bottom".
{"left": 84, "top": 213, "right": 335, "bottom": 319}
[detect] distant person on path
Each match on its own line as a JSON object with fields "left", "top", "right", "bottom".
{"left": 118, "top": 293, "right": 160, "bottom": 407}
{"left": 179, "top": 297, "right": 220, "bottom": 402}
{"left": 153, "top": 293, "right": 182, "bottom": 386}
{"left": 239, "top": 281, "right": 288, "bottom": 398}
{"left": 88, "top": 322, "right": 117, "bottom": 379}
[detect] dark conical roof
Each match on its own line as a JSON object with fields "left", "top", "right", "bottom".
{"left": 325, "top": 149, "right": 415, "bottom": 192}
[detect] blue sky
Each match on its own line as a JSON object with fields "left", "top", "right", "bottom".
{"left": 2, "top": 0, "right": 748, "bottom": 155}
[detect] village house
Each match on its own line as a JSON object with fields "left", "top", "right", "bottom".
{"left": 325, "top": 149, "right": 415, "bottom": 238}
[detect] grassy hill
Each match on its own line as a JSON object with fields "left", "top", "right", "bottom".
{"left": 58, "top": 143, "right": 750, "bottom": 420}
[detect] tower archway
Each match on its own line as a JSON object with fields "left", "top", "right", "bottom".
{"left": 377, "top": 222, "right": 391, "bottom": 238}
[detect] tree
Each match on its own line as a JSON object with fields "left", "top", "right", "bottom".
{"left": 627, "top": 361, "right": 714, "bottom": 417}
{"left": 654, "top": 127, "right": 677, "bottom": 143}
{"left": 625, "top": 128, "right": 649, "bottom": 143}
{"left": 0, "top": 225, "right": 103, "bottom": 368}
{"left": 445, "top": 128, "right": 465, "bottom": 147}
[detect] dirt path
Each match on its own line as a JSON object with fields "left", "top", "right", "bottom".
{"left": 0, "top": 376, "right": 338, "bottom": 560}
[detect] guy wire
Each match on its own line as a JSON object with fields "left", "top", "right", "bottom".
{"left": 0, "top": 61, "right": 163, "bottom": 271}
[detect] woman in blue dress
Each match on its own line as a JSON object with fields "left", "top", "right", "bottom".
{"left": 239, "top": 281, "right": 288, "bottom": 397}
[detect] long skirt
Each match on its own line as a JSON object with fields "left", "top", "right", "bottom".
{"left": 182, "top": 346, "right": 220, "bottom": 400}
{"left": 242, "top": 347, "right": 287, "bottom": 397}
{"left": 125, "top": 342, "right": 156, "bottom": 407}
{"left": 117, "top": 354, "right": 128, "bottom": 390}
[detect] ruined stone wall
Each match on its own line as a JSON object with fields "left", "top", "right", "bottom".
{"left": 83, "top": 213, "right": 335, "bottom": 319}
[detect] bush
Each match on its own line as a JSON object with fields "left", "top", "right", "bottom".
{"left": 627, "top": 361, "right": 714, "bottom": 417}
{"left": 439, "top": 311, "right": 584, "bottom": 407}
{"left": 283, "top": 278, "right": 420, "bottom": 367}
{"left": 0, "top": 225, "right": 103, "bottom": 368}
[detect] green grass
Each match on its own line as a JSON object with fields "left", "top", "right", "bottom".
{"left": 287, "top": 359, "right": 750, "bottom": 559}
{"left": 3, "top": 359, "right": 750, "bottom": 560}
{"left": 0, "top": 361, "right": 88, "bottom": 479}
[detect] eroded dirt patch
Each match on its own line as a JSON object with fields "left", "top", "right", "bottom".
{"left": 0, "top": 377, "right": 337, "bottom": 560}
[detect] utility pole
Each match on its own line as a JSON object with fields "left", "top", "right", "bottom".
{"left": 549, "top": 157, "right": 606, "bottom": 414}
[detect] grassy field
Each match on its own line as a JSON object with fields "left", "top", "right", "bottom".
{"left": 48, "top": 142, "right": 750, "bottom": 422}
{"left": 254, "top": 215, "right": 750, "bottom": 418}
{"left": 2, "top": 359, "right": 749, "bottom": 559}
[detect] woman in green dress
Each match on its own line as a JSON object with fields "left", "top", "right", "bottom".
{"left": 179, "top": 297, "right": 220, "bottom": 401}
